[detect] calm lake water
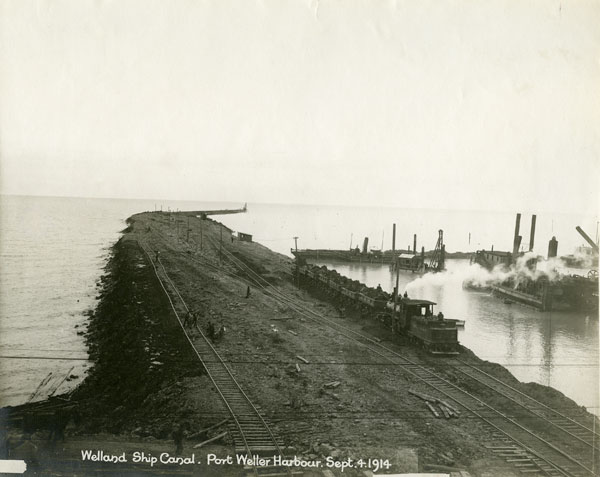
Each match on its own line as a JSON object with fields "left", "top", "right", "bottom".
{"left": 0, "top": 195, "right": 597, "bottom": 414}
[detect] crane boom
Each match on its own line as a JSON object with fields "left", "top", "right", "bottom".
{"left": 576, "top": 226, "right": 599, "bottom": 254}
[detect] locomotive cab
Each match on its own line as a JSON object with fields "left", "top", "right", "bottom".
{"left": 403, "top": 299, "right": 459, "bottom": 355}
{"left": 407, "top": 302, "right": 434, "bottom": 317}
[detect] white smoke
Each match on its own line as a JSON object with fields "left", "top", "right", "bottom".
{"left": 404, "top": 252, "right": 566, "bottom": 294}
{"left": 564, "top": 246, "right": 598, "bottom": 269}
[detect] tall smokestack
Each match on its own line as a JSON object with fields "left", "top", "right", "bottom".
{"left": 362, "top": 237, "right": 369, "bottom": 254}
{"left": 392, "top": 224, "right": 396, "bottom": 253}
{"left": 529, "top": 215, "right": 537, "bottom": 252}
{"left": 413, "top": 234, "right": 417, "bottom": 256}
{"left": 512, "top": 213, "right": 522, "bottom": 256}
{"left": 548, "top": 236, "right": 558, "bottom": 258}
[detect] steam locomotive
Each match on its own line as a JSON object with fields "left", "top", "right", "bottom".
{"left": 295, "top": 263, "right": 460, "bottom": 355}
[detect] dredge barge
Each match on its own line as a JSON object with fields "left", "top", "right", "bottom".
{"left": 467, "top": 214, "right": 599, "bottom": 311}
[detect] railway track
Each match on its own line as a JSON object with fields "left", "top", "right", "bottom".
{"left": 205, "top": 236, "right": 597, "bottom": 476}
{"left": 401, "top": 362, "right": 595, "bottom": 477}
{"left": 451, "top": 360, "right": 599, "bottom": 464}
{"left": 138, "top": 241, "right": 289, "bottom": 476}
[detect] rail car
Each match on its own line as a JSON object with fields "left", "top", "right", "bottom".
{"left": 295, "top": 263, "right": 460, "bottom": 355}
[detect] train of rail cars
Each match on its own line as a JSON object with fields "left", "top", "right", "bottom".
{"left": 295, "top": 263, "right": 460, "bottom": 354}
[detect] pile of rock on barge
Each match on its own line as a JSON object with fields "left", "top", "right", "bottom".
{"left": 296, "top": 263, "right": 461, "bottom": 355}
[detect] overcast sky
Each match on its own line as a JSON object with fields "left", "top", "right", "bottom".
{"left": 1, "top": 0, "right": 598, "bottom": 215}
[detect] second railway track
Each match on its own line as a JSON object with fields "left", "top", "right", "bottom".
{"left": 453, "top": 360, "right": 599, "bottom": 447}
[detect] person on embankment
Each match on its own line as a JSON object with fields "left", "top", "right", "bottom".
{"left": 172, "top": 423, "right": 185, "bottom": 455}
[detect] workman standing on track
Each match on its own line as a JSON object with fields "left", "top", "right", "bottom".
{"left": 207, "top": 321, "right": 215, "bottom": 340}
{"left": 184, "top": 311, "right": 196, "bottom": 328}
{"left": 172, "top": 424, "right": 185, "bottom": 455}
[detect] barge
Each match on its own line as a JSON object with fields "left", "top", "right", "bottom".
{"left": 292, "top": 227, "right": 447, "bottom": 272}
{"left": 466, "top": 213, "right": 598, "bottom": 311}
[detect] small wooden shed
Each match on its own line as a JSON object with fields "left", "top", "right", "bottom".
{"left": 238, "top": 232, "right": 253, "bottom": 242}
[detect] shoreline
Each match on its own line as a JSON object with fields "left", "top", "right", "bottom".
{"left": 2, "top": 211, "right": 598, "bottom": 476}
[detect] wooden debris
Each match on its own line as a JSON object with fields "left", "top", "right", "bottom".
{"left": 408, "top": 389, "right": 436, "bottom": 402}
{"left": 295, "top": 363, "right": 301, "bottom": 373}
{"left": 436, "top": 399, "right": 461, "bottom": 415}
{"left": 49, "top": 366, "right": 75, "bottom": 397}
{"left": 425, "top": 402, "right": 440, "bottom": 418}
{"left": 441, "top": 405, "right": 456, "bottom": 418}
{"left": 296, "top": 355, "right": 309, "bottom": 364}
{"left": 193, "top": 431, "right": 228, "bottom": 448}
{"left": 288, "top": 330, "right": 298, "bottom": 336}
{"left": 188, "top": 418, "right": 229, "bottom": 439}
{"left": 409, "top": 390, "right": 460, "bottom": 419}
{"left": 484, "top": 446, "right": 518, "bottom": 450}
{"left": 28, "top": 373, "right": 53, "bottom": 403}
{"left": 324, "top": 381, "right": 340, "bottom": 389}
{"left": 424, "top": 463, "right": 461, "bottom": 472}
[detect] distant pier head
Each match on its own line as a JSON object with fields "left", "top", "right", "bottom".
{"left": 173, "top": 203, "right": 247, "bottom": 217}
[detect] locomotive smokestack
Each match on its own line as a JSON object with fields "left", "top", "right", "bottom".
{"left": 529, "top": 215, "right": 536, "bottom": 252}
{"left": 413, "top": 234, "right": 417, "bottom": 256}
{"left": 512, "top": 213, "right": 522, "bottom": 257}
{"left": 392, "top": 224, "right": 396, "bottom": 253}
{"left": 548, "top": 236, "right": 558, "bottom": 258}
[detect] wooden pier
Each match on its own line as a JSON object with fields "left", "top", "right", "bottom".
{"left": 177, "top": 203, "right": 247, "bottom": 217}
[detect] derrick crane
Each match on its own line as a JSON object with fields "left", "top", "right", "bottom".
{"left": 428, "top": 230, "right": 446, "bottom": 272}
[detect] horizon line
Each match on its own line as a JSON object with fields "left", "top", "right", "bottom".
{"left": 0, "top": 192, "right": 597, "bottom": 219}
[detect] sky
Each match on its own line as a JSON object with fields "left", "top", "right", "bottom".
{"left": 0, "top": 0, "right": 599, "bottom": 215}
